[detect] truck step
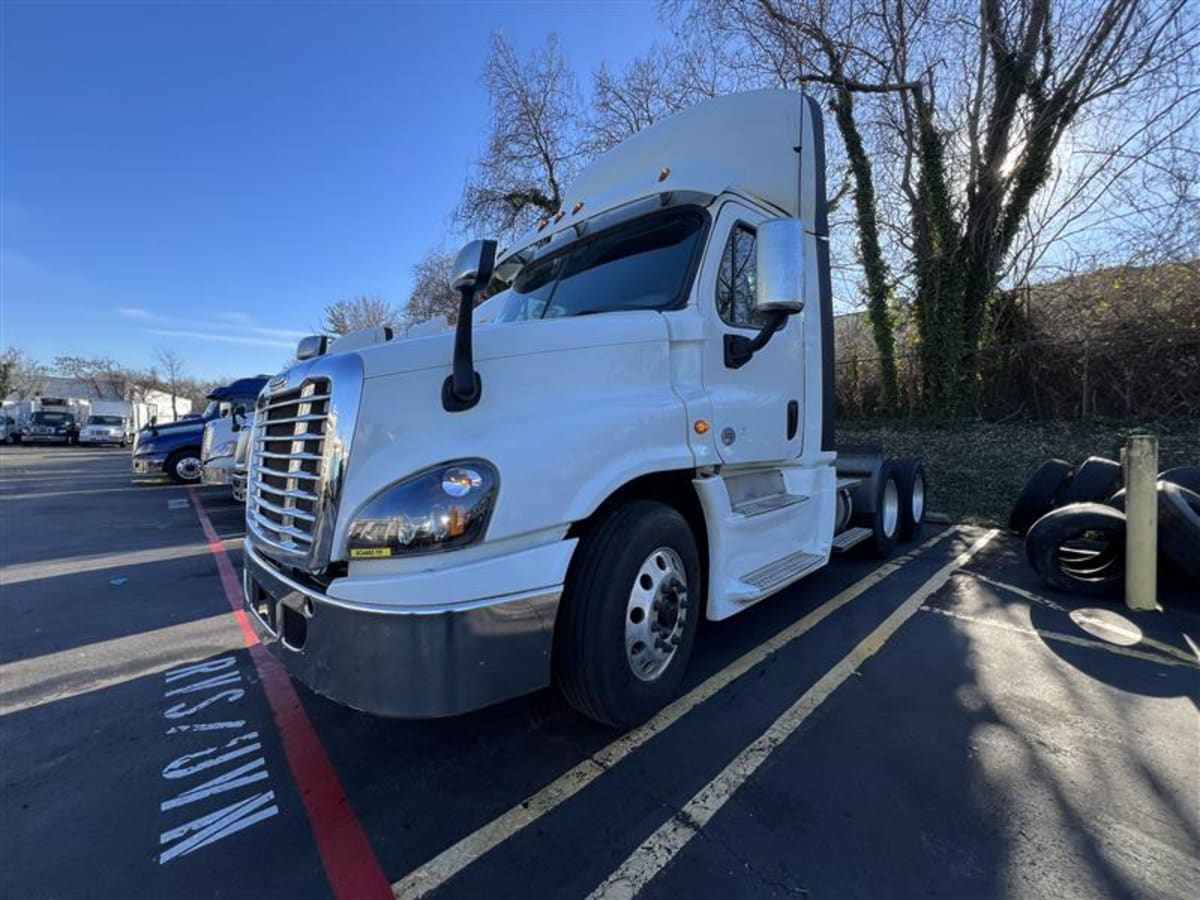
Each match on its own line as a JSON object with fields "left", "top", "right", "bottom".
{"left": 731, "top": 492, "right": 808, "bottom": 517}
{"left": 832, "top": 526, "right": 873, "bottom": 553}
{"left": 742, "top": 550, "right": 824, "bottom": 592}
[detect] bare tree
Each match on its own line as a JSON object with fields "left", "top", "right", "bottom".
{"left": 683, "top": 0, "right": 1196, "bottom": 413}
{"left": 458, "top": 33, "right": 586, "bottom": 237}
{"left": 321, "top": 295, "right": 403, "bottom": 335}
{"left": 405, "top": 248, "right": 463, "bottom": 325}
{"left": 587, "top": 34, "right": 760, "bottom": 154}
{"left": 51, "top": 355, "right": 126, "bottom": 399}
{"left": 1, "top": 347, "right": 47, "bottom": 400}
{"left": 153, "top": 346, "right": 186, "bottom": 419}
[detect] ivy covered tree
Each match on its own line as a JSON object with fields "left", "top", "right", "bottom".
{"left": 684, "top": 0, "right": 1196, "bottom": 414}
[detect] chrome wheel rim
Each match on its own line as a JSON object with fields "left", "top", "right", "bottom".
{"left": 176, "top": 456, "right": 202, "bottom": 481}
{"left": 625, "top": 547, "right": 688, "bottom": 683}
{"left": 882, "top": 478, "right": 899, "bottom": 537}
{"left": 911, "top": 473, "right": 925, "bottom": 523}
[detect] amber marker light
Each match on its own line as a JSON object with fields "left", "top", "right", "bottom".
{"left": 572, "top": 201, "right": 584, "bottom": 214}
{"left": 694, "top": 419, "right": 710, "bottom": 434}
{"left": 658, "top": 167, "right": 671, "bottom": 182}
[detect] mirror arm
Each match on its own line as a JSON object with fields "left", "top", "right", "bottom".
{"left": 442, "top": 286, "right": 482, "bottom": 411}
{"left": 723, "top": 310, "right": 789, "bottom": 370}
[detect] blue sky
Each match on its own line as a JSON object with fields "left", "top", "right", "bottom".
{"left": 2, "top": 1, "right": 666, "bottom": 379}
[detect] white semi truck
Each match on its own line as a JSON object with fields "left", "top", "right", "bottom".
{"left": 241, "top": 91, "right": 925, "bottom": 726}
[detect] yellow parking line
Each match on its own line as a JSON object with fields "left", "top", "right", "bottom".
{"left": 392, "top": 526, "right": 961, "bottom": 900}
{"left": 586, "top": 529, "right": 1000, "bottom": 900}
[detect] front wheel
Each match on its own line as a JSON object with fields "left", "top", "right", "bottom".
{"left": 166, "top": 449, "right": 203, "bottom": 484}
{"left": 554, "top": 500, "right": 701, "bottom": 728}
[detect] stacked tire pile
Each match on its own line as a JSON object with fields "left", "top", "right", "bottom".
{"left": 1009, "top": 458, "right": 1200, "bottom": 596}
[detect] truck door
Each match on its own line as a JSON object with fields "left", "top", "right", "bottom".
{"left": 700, "top": 200, "right": 805, "bottom": 464}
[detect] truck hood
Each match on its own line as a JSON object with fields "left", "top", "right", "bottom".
{"left": 324, "top": 309, "right": 699, "bottom": 563}
{"left": 355, "top": 310, "right": 668, "bottom": 381}
{"left": 142, "top": 419, "right": 203, "bottom": 436}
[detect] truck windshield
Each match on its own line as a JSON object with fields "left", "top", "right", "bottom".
{"left": 32, "top": 412, "right": 71, "bottom": 425}
{"left": 88, "top": 416, "right": 124, "bottom": 426}
{"left": 496, "top": 208, "right": 706, "bottom": 322}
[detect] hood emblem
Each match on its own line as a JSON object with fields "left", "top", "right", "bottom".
{"left": 267, "top": 375, "right": 288, "bottom": 392}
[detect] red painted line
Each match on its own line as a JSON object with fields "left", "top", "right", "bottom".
{"left": 189, "top": 488, "right": 392, "bottom": 900}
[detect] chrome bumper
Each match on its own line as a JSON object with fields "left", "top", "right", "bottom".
{"left": 132, "top": 454, "right": 166, "bottom": 475}
{"left": 242, "top": 543, "right": 561, "bottom": 718}
{"left": 201, "top": 463, "right": 233, "bottom": 486}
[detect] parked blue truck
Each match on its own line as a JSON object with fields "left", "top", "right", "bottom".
{"left": 132, "top": 377, "right": 268, "bottom": 483}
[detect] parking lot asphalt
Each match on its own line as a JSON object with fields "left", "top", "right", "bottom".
{"left": 2, "top": 444, "right": 1197, "bottom": 900}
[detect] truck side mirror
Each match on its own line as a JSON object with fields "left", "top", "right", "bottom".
{"left": 296, "top": 335, "right": 329, "bottom": 361}
{"left": 451, "top": 240, "right": 498, "bottom": 294}
{"left": 231, "top": 404, "right": 246, "bottom": 432}
{"left": 724, "top": 218, "right": 806, "bottom": 370}
{"left": 444, "top": 239, "right": 499, "bottom": 412}
{"left": 755, "top": 217, "right": 805, "bottom": 314}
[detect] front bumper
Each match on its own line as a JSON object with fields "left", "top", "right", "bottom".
{"left": 80, "top": 433, "right": 124, "bottom": 444}
{"left": 23, "top": 433, "right": 71, "bottom": 443}
{"left": 231, "top": 470, "right": 247, "bottom": 502}
{"left": 201, "top": 459, "right": 234, "bottom": 486}
{"left": 242, "top": 542, "right": 568, "bottom": 718}
{"left": 132, "top": 454, "right": 167, "bottom": 475}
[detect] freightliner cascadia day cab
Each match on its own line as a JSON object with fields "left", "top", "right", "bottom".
{"left": 242, "top": 91, "right": 926, "bottom": 727}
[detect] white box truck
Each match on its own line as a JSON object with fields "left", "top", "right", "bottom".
{"left": 241, "top": 91, "right": 926, "bottom": 726}
{"left": 22, "top": 397, "right": 89, "bottom": 444}
{"left": 79, "top": 400, "right": 136, "bottom": 446}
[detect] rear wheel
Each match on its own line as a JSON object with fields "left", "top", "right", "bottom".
{"left": 854, "top": 460, "right": 900, "bottom": 557}
{"left": 895, "top": 458, "right": 926, "bottom": 542}
{"left": 554, "top": 500, "right": 701, "bottom": 728}
{"left": 166, "top": 449, "right": 202, "bottom": 484}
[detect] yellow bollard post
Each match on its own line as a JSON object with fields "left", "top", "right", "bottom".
{"left": 1124, "top": 432, "right": 1158, "bottom": 612}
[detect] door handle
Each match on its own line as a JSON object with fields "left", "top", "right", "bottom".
{"left": 786, "top": 400, "right": 799, "bottom": 440}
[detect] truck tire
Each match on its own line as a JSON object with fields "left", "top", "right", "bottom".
{"left": 1159, "top": 466, "right": 1200, "bottom": 496}
{"left": 895, "top": 458, "right": 926, "bottom": 542}
{"left": 855, "top": 459, "right": 900, "bottom": 558}
{"left": 554, "top": 500, "right": 701, "bottom": 728}
{"left": 1060, "top": 456, "right": 1121, "bottom": 504}
{"left": 1025, "top": 503, "right": 1126, "bottom": 596}
{"left": 1009, "top": 459, "right": 1075, "bottom": 536}
{"left": 166, "top": 449, "right": 203, "bottom": 484}
{"left": 1157, "top": 481, "right": 1200, "bottom": 582}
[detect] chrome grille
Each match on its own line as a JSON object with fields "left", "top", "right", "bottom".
{"left": 246, "top": 379, "right": 331, "bottom": 561}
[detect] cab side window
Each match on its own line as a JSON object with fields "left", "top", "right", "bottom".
{"left": 716, "top": 224, "right": 764, "bottom": 328}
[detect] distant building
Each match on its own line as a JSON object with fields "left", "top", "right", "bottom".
{"left": 27, "top": 376, "right": 193, "bottom": 423}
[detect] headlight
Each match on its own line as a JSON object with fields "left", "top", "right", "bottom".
{"left": 347, "top": 460, "right": 498, "bottom": 559}
{"left": 210, "top": 440, "right": 237, "bottom": 459}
